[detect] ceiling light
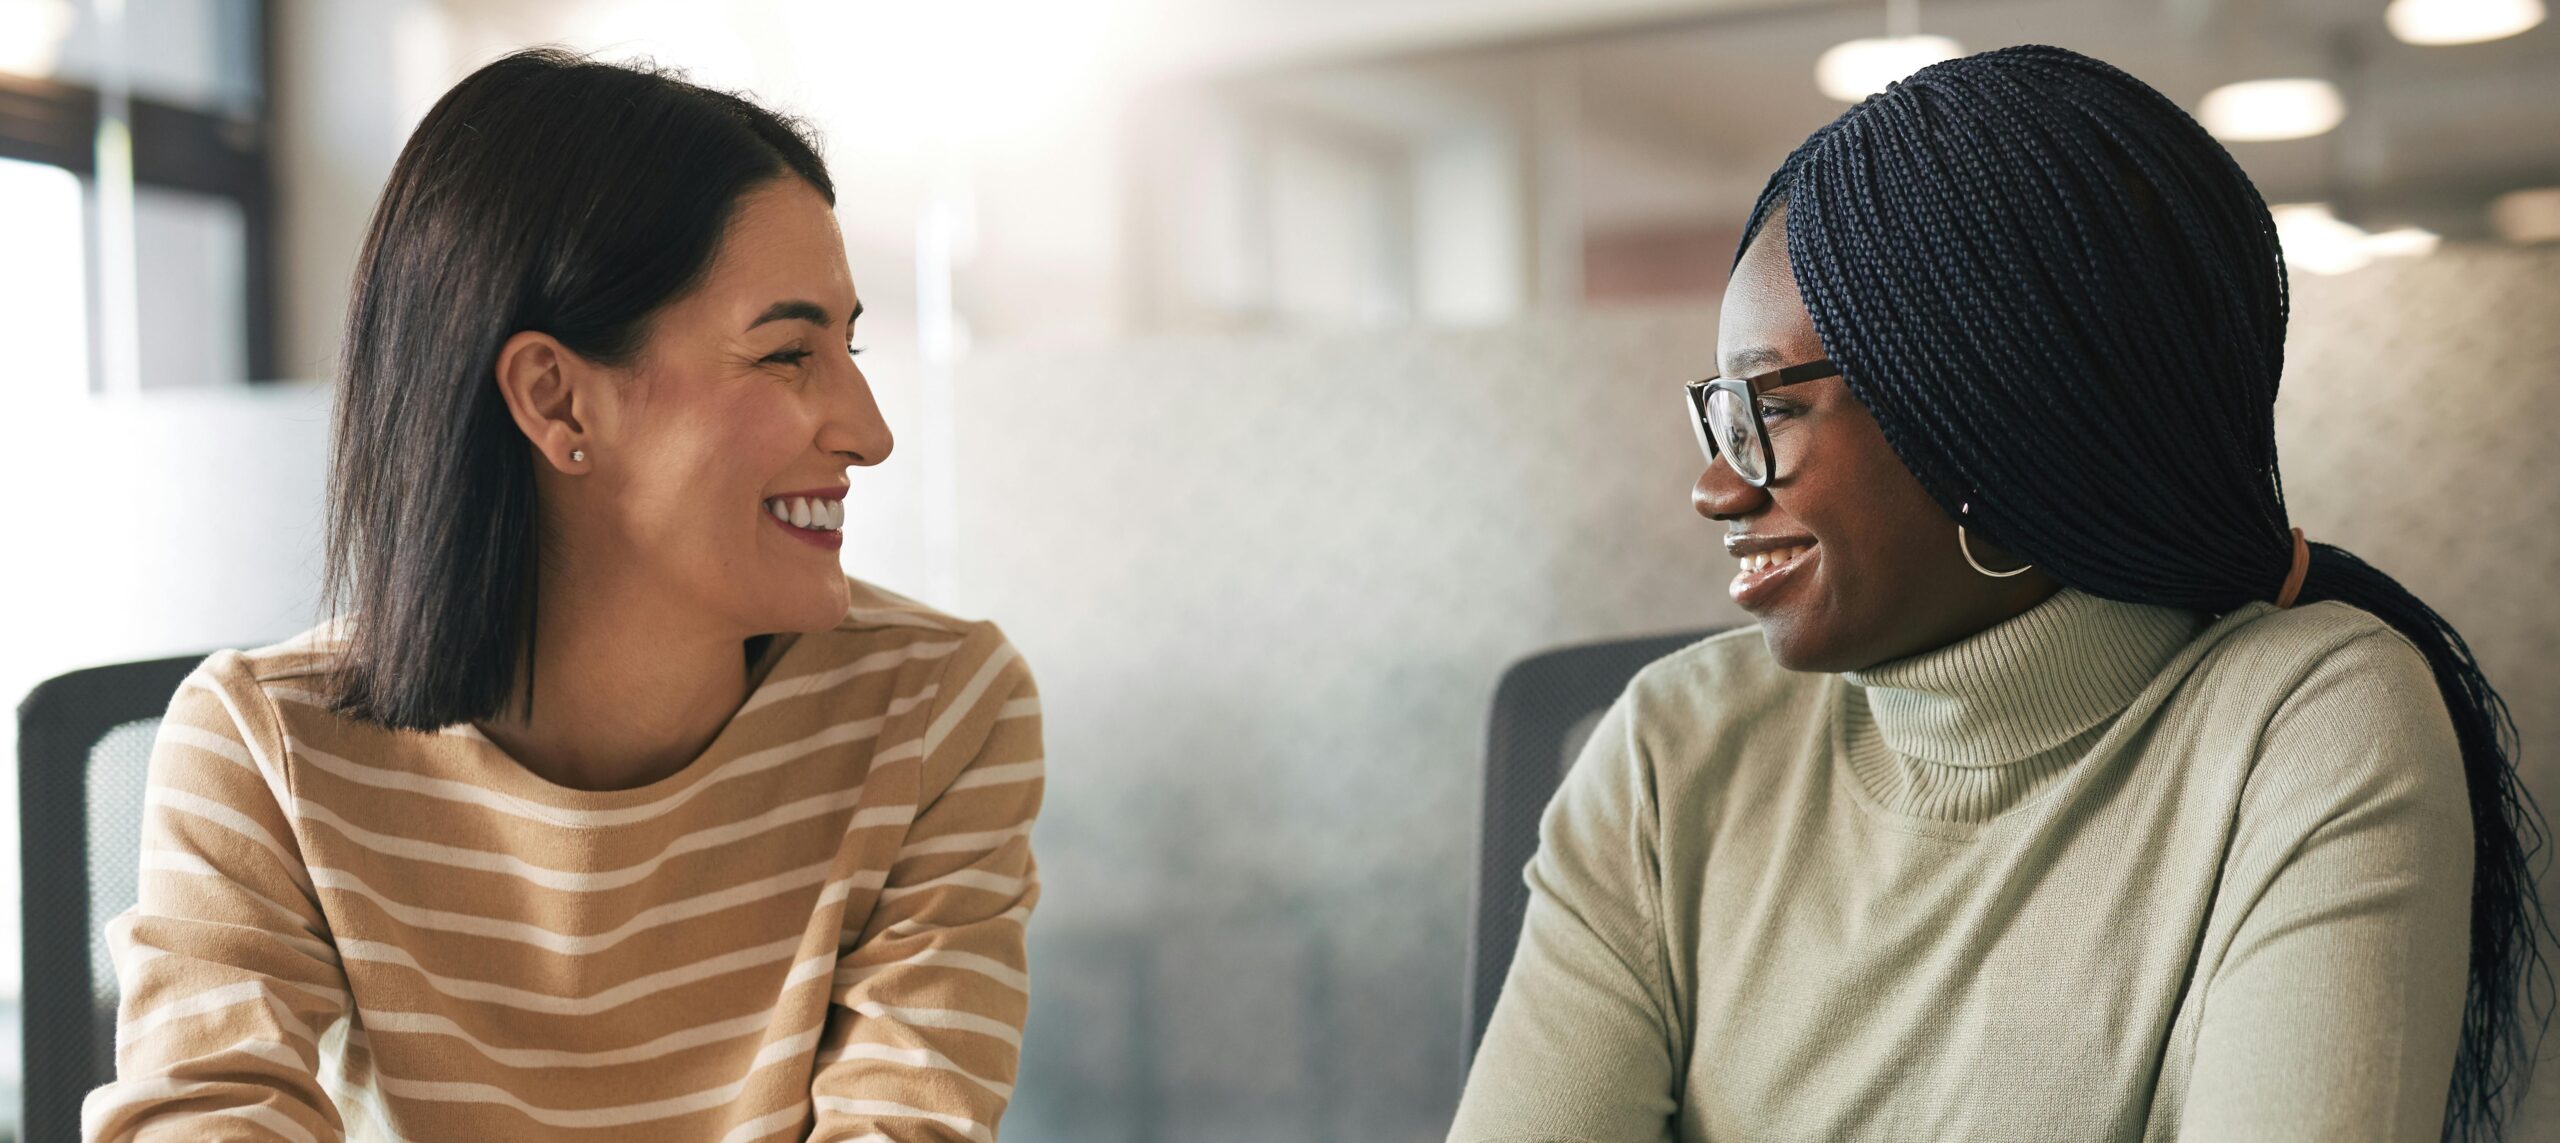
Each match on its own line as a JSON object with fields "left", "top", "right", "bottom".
{"left": 2386, "top": 0, "right": 2545, "bottom": 45}
{"left": 0, "top": 0, "right": 76, "bottom": 78}
{"left": 2487, "top": 187, "right": 2560, "bottom": 244}
{"left": 2271, "top": 204, "right": 2440, "bottom": 275}
{"left": 2271, "top": 204, "right": 2373, "bottom": 275}
{"left": 1816, "top": 35, "right": 1964, "bottom": 102}
{"left": 2198, "top": 79, "right": 2346, "bottom": 142}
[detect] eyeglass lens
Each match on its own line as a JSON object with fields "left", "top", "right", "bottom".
{"left": 1702, "top": 386, "right": 1770, "bottom": 484}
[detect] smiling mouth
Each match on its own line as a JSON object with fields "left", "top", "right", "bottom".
{"left": 762, "top": 495, "right": 844, "bottom": 532}
{"left": 1728, "top": 541, "right": 1817, "bottom": 606}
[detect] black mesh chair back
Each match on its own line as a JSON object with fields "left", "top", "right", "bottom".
{"left": 1466, "top": 629, "right": 1720, "bottom": 1069}
{"left": 17, "top": 654, "right": 206, "bottom": 1143}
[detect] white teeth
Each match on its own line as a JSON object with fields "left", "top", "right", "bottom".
{"left": 1738, "top": 545, "right": 1812, "bottom": 575}
{"left": 764, "top": 496, "right": 846, "bottom": 532}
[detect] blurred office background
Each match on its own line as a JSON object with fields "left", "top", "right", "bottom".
{"left": 3, "top": 0, "right": 2557, "bottom": 1139}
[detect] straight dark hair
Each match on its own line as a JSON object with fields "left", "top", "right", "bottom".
{"left": 1737, "top": 45, "right": 2550, "bottom": 1141}
{"left": 324, "top": 48, "right": 832, "bottom": 731}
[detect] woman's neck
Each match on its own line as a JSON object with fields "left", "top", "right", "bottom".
{"left": 477, "top": 570, "right": 751, "bottom": 793}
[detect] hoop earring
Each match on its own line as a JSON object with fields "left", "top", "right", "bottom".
{"left": 1959, "top": 502, "right": 2033, "bottom": 579}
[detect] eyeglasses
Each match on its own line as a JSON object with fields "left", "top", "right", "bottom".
{"left": 1684, "top": 357, "right": 1839, "bottom": 487}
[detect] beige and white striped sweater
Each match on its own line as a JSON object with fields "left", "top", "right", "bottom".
{"left": 82, "top": 578, "right": 1043, "bottom": 1143}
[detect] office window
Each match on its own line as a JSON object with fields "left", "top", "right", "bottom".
{"left": 0, "top": 0, "right": 274, "bottom": 390}
{"left": 0, "top": 155, "right": 90, "bottom": 397}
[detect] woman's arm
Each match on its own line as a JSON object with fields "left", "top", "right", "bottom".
{"left": 2177, "top": 629, "right": 2473, "bottom": 1142}
{"left": 81, "top": 656, "right": 351, "bottom": 1143}
{"left": 1448, "top": 695, "right": 1682, "bottom": 1143}
{"left": 810, "top": 626, "right": 1044, "bottom": 1142}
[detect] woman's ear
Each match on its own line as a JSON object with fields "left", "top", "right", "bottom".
{"left": 493, "top": 330, "right": 596, "bottom": 474}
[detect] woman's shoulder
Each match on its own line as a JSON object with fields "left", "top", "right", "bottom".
{"left": 832, "top": 576, "right": 987, "bottom": 638}
{"left": 775, "top": 577, "right": 1033, "bottom": 710}
{"left": 1622, "top": 624, "right": 1826, "bottom": 729}
{"left": 143, "top": 619, "right": 368, "bottom": 782}
{"left": 804, "top": 576, "right": 1019, "bottom": 660}
{"left": 182, "top": 618, "right": 358, "bottom": 721}
{"left": 2183, "top": 601, "right": 2463, "bottom": 819}
{"left": 2195, "top": 598, "right": 2420, "bottom": 670}
{"left": 1608, "top": 625, "right": 1834, "bottom": 792}
{"left": 223, "top": 616, "right": 356, "bottom": 689}
{"left": 781, "top": 579, "right": 1038, "bottom": 790}
{"left": 2185, "top": 600, "right": 2442, "bottom": 731}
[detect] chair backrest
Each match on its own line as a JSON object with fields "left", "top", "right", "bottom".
{"left": 1466, "top": 628, "right": 1719, "bottom": 1070}
{"left": 17, "top": 654, "right": 206, "bottom": 1143}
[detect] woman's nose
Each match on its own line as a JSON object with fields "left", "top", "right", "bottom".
{"left": 1692, "top": 458, "right": 1768, "bottom": 522}
{"left": 822, "top": 363, "right": 895, "bottom": 467}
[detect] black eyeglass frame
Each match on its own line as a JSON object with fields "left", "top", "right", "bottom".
{"left": 1684, "top": 357, "right": 1840, "bottom": 488}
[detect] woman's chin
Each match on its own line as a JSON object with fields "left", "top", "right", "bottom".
{"left": 1756, "top": 613, "right": 1862, "bottom": 675}
{"left": 744, "top": 572, "right": 852, "bottom": 635}
{"left": 792, "top": 576, "right": 853, "bottom": 630}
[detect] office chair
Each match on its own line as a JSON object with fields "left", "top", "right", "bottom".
{"left": 1465, "top": 628, "right": 1720, "bottom": 1070}
{"left": 16, "top": 654, "right": 206, "bottom": 1143}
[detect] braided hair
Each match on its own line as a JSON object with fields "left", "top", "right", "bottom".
{"left": 1736, "top": 44, "right": 2550, "bottom": 1140}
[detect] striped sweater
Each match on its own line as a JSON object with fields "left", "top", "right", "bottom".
{"left": 82, "top": 578, "right": 1043, "bottom": 1143}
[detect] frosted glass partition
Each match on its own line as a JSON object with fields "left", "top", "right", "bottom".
{"left": 953, "top": 307, "right": 1739, "bottom": 1140}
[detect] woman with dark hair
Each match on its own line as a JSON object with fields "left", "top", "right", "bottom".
{"left": 1452, "top": 46, "right": 2547, "bottom": 1143}
{"left": 85, "top": 50, "right": 1042, "bottom": 1142}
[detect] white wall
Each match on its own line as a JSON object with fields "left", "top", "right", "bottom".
{"left": 0, "top": 383, "right": 338, "bottom": 1001}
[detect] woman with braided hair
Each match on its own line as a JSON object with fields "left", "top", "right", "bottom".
{"left": 1451, "top": 45, "right": 2548, "bottom": 1143}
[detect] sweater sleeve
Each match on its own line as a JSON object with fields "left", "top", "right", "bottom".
{"left": 2176, "top": 629, "right": 2473, "bottom": 1143}
{"left": 81, "top": 655, "right": 352, "bottom": 1143}
{"left": 809, "top": 627, "right": 1043, "bottom": 1143}
{"left": 1448, "top": 693, "right": 1680, "bottom": 1143}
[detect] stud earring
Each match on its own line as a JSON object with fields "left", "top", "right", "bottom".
{"left": 570, "top": 449, "right": 586, "bottom": 463}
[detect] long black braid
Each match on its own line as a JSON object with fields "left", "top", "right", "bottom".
{"left": 1737, "top": 44, "right": 2551, "bottom": 1141}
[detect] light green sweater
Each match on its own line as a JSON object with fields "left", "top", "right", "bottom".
{"left": 1450, "top": 589, "right": 2472, "bottom": 1143}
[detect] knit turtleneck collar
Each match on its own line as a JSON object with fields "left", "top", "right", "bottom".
{"left": 1844, "top": 588, "right": 2207, "bottom": 770}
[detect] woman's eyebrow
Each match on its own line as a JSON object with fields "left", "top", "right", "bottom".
{"left": 1722, "top": 346, "right": 1789, "bottom": 377}
{"left": 746, "top": 299, "right": 836, "bottom": 330}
